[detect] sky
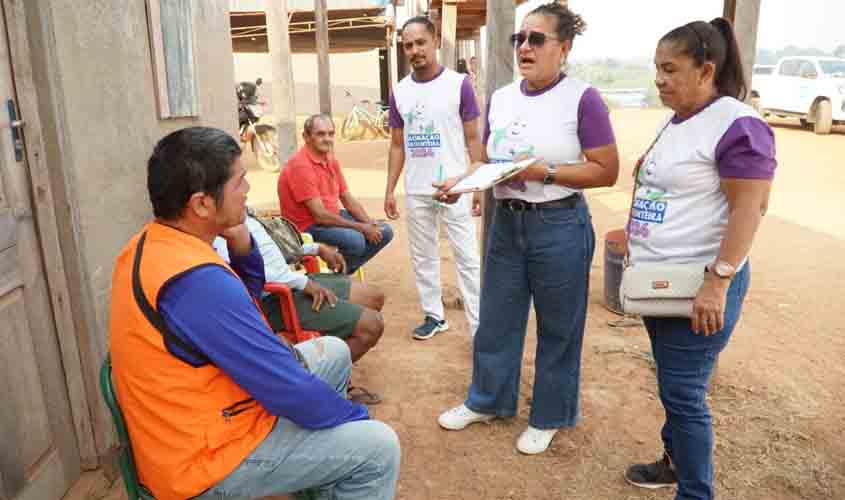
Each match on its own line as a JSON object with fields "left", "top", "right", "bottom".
{"left": 515, "top": 0, "right": 845, "bottom": 62}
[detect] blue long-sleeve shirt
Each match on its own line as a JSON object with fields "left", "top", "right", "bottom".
{"left": 157, "top": 237, "right": 368, "bottom": 429}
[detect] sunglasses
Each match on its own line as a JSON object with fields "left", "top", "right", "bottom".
{"left": 510, "top": 30, "right": 559, "bottom": 49}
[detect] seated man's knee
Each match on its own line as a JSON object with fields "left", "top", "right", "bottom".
{"left": 342, "top": 230, "right": 369, "bottom": 256}
{"left": 349, "top": 282, "right": 384, "bottom": 310}
{"left": 373, "top": 289, "right": 386, "bottom": 311}
{"left": 364, "top": 285, "right": 385, "bottom": 311}
{"left": 321, "top": 336, "right": 352, "bottom": 365}
{"left": 322, "top": 229, "right": 367, "bottom": 257}
{"left": 367, "top": 421, "right": 400, "bottom": 466}
{"left": 357, "top": 310, "right": 384, "bottom": 348}
{"left": 380, "top": 223, "right": 395, "bottom": 244}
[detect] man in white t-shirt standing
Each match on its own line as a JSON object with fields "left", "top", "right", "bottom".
{"left": 385, "top": 16, "right": 483, "bottom": 341}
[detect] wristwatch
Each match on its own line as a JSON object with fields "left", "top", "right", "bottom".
{"left": 709, "top": 260, "right": 736, "bottom": 279}
{"left": 542, "top": 164, "right": 558, "bottom": 185}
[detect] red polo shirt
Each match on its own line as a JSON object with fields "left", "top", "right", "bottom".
{"left": 278, "top": 146, "right": 349, "bottom": 231}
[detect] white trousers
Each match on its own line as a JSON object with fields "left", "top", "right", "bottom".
{"left": 405, "top": 195, "right": 481, "bottom": 336}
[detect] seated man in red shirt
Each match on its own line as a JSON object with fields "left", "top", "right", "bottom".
{"left": 279, "top": 114, "right": 393, "bottom": 275}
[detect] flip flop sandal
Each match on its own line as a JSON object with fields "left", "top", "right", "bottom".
{"left": 348, "top": 385, "right": 383, "bottom": 405}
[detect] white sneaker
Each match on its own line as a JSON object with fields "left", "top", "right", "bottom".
{"left": 516, "top": 426, "right": 559, "bottom": 455}
{"left": 438, "top": 404, "right": 494, "bottom": 430}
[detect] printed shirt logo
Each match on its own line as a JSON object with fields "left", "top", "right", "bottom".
{"left": 405, "top": 102, "right": 440, "bottom": 158}
{"left": 628, "top": 158, "right": 668, "bottom": 239}
{"left": 489, "top": 119, "right": 534, "bottom": 192}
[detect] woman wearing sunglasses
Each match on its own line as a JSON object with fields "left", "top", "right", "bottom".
{"left": 623, "top": 19, "right": 775, "bottom": 500}
{"left": 435, "top": 2, "right": 619, "bottom": 455}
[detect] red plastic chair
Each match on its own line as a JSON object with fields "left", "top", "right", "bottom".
{"left": 263, "top": 256, "right": 322, "bottom": 345}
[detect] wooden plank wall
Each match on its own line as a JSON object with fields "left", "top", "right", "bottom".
{"left": 160, "top": 0, "right": 199, "bottom": 117}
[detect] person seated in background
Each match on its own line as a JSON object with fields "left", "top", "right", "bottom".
{"left": 214, "top": 212, "right": 386, "bottom": 405}
{"left": 456, "top": 58, "right": 469, "bottom": 74}
{"left": 279, "top": 113, "right": 394, "bottom": 275}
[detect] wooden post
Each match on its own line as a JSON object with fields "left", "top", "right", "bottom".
{"left": 441, "top": 1, "right": 458, "bottom": 70}
{"left": 314, "top": 0, "right": 332, "bottom": 114}
{"left": 473, "top": 33, "right": 484, "bottom": 104}
{"left": 481, "top": 2, "right": 515, "bottom": 262}
{"left": 389, "top": 30, "right": 399, "bottom": 86}
{"left": 712, "top": 0, "right": 760, "bottom": 388}
{"left": 722, "top": 0, "right": 737, "bottom": 19}
{"left": 386, "top": 28, "right": 396, "bottom": 89}
{"left": 266, "top": 0, "right": 298, "bottom": 163}
{"left": 397, "top": 38, "right": 410, "bottom": 80}
{"left": 724, "top": 0, "right": 761, "bottom": 102}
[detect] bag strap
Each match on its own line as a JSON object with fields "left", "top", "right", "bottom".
{"left": 624, "top": 119, "right": 672, "bottom": 265}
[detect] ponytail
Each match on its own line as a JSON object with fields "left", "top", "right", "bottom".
{"left": 660, "top": 17, "right": 747, "bottom": 101}
{"left": 709, "top": 17, "right": 747, "bottom": 101}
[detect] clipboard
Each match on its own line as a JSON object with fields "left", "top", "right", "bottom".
{"left": 447, "top": 158, "right": 537, "bottom": 194}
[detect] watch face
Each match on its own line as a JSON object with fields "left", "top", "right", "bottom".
{"left": 543, "top": 167, "right": 556, "bottom": 185}
{"left": 715, "top": 261, "right": 735, "bottom": 277}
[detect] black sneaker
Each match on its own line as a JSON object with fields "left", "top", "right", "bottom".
{"left": 413, "top": 316, "right": 449, "bottom": 340}
{"left": 625, "top": 454, "right": 678, "bottom": 489}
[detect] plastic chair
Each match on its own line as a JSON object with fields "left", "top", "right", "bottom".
{"left": 99, "top": 355, "right": 156, "bottom": 500}
{"left": 263, "top": 256, "right": 323, "bottom": 344}
{"left": 301, "top": 233, "right": 366, "bottom": 282}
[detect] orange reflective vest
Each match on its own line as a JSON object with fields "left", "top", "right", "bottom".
{"left": 109, "top": 222, "right": 276, "bottom": 500}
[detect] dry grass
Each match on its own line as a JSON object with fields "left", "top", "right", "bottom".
{"left": 711, "top": 382, "right": 840, "bottom": 499}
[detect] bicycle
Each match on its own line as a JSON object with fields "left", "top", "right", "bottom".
{"left": 340, "top": 90, "right": 390, "bottom": 140}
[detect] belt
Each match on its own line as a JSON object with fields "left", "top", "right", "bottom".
{"left": 292, "top": 347, "right": 310, "bottom": 371}
{"left": 497, "top": 194, "right": 580, "bottom": 211}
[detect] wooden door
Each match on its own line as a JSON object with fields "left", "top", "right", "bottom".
{"left": 0, "top": 6, "right": 81, "bottom": 500}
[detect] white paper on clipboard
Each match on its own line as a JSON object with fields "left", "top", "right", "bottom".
{"left": 448, "top": 158, "right": 537, "bottom": 194}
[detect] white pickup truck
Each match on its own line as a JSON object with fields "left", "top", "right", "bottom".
{"left": 751, "top": 56, "right": 845, "bottom": 135}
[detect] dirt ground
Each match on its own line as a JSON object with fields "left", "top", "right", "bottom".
{"left": 79, "top": 110, "right": 845, "bottom": 500}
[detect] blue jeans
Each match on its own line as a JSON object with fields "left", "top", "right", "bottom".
{"left": 465, "top": 198, "right": 595, "bottom": 428}
{"left": 193, "top": 337, "right": 400, "bottom": 500}
{"left": 644, "top": 263, "right": 750, "bottom": 500}
{"left": 307, "top": 211, "right": 394, "bottom": 274}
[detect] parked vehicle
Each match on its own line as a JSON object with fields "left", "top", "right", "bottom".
{"left": 340, "top": 90, "right": 390, "bottom": 141}
{"left": 751, "top": 56, "right": 845, "bottom": 135}
{"left": 600, "top": 88, "right": 649, "bottom": 109}
{"left": 752, "top": 64, "right": 775, "bottom": 76}
{"left": 237, "top": 78, "right": 280, "bottom": 171}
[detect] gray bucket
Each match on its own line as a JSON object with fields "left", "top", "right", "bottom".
{"left": 603, "top": 229, "right": 626, "bottom": 315}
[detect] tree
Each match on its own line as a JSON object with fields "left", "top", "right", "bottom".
{"left": 835, "top": 44, "right": 845, "bottom": 59}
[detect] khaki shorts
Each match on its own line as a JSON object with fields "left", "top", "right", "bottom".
{"left": 260, "top": 273, "right": 363, "bottom": 339}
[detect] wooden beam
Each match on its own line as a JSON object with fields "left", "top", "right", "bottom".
{"left": 729, "top": 0, "right": 761, "bottom": 103}
{"left": 473, "top": 34, "right": 484, "bottom": 103}
{"left": 266, "top": 0, "right": 299, "bottom": 163}
{"left": 441, "top": 1, "right": 458, "bottom": 69}
{"left": 723, "top": 0, "right": 737, "bottom": 20}
{"left": 314, "top": 0, "right": 332, "bottom": 114}
{"left": 145, "top": 0, "right": 171, "bottom": 118}
{"left": 386, "top": 28, "right": 396, "bottom": 89}
{"left": 481, "top": 1, "right": 515, "bottom": 262}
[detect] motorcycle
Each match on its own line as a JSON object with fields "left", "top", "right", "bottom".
{"left": 237, "top": 78, "right": 280, "bottom": 172}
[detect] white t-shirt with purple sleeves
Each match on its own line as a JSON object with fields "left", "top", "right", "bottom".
{"left": 628, "top": 96, "right": 777, "bottom": 266}
{"left": 483, "top": 73, "right": 615, "bottom": 203}
{"left": 389, "top": 67, "right": 481, "bottom": 196}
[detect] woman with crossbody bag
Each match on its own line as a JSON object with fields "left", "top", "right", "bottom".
{"left": 621, "top": 18, "right": 776, "bottom": 500}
